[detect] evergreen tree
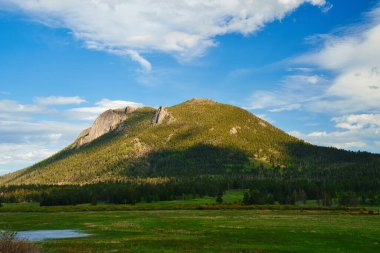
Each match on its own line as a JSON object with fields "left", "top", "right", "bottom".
{"left": 216, "top": 195, "right": 223, "bottom": 204}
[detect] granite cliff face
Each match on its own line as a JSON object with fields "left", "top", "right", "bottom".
{"left": 73, "top": 106, "right": 136, "bottom": 148}
{"left": 151, "top": 106, "right": 169, "bottom": 124}
{"left": 73, "top": 105, "right": 174, "bottom": 148}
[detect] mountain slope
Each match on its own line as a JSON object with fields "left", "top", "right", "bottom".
{"left": 1, "top": 98, "right": 379, "bottom": 185}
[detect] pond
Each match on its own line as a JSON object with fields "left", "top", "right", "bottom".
{"left": 16, "top": 229, "right": 90, "bottom": 241}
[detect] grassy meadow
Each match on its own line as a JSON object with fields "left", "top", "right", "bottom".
{"left": 1, "top": 209, "right": 380, "bottom": 253}
{"left": 1, "top": 191, "right": 380, "bottom": 252}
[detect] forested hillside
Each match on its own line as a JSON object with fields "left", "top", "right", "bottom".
{"left": 1, "top": 98, "right": 379, "bottom": 186}
{"left": 1, "top": 99, "right": 380, "bottom": 206}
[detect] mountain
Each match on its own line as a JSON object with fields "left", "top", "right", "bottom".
{"left": 1, "top": 98, "right": 379, "bottom": 185}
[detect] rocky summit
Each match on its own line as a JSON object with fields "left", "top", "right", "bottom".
{"left": 73, "top": 105, "right": 174, "bottom": 149}
{"left": 73, "top": 106, "right": 137, "bottom": 149}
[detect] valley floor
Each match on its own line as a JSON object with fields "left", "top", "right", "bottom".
{"left": 1, "top": 209, "right": 380, "bottom": 252}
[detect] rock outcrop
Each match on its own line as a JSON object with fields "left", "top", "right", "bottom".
{"left": 151, "top": 106, "right": 169, "bottom": 125}
{"left": 73, "top": 106, "right": 136, "bottom": 148}
{"left": 229, "top": 126, "right": 241, "bottom": 135}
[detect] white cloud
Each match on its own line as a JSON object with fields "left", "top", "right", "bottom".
{"left": 290, "top": 113, "right": 380, "bottom": 152}
{"left": 248, "top": 91, "right": 279, "bottom": 110}
{"left": 281, "top": 7, "right": 380, "bottom": 151}
{"left": 0, "top": 119, "right": 86, "bottom": 175}
{"left": 0, "top": 100, "right": 44, "bottom": 113}
{"left": 0, "top": 143, "right": 58, "bottom": 175}
{"left": 0, "top": 144, "right": 56, "bottom": 165}
{"left": 105, "top": 48, "right": 152, "bottom": 72}
{"left": 290, "top": 129, "right": 375, "bottom": 151}
{"left": 247, "top": 74, "right": 326, "bottom": 111}
{"left": 35, "top": 96, "right": 86, "bottom": 105}
{"left": 0, "top": 97, "right": 85, "bottom": 120}
{"left": 287, "top": 67, "right": 314, "bottom": 72}
{"left": 246, "top": 5, "right": 380, "bottom": 116}
{"left": 0, "top": 99, "right": 49, "bottom": 120}
{"left": 295, "top": 5, "right": 380, "bottom": 114}
{"left": 0, "top": 97, "right": 142, "bottom": 122}
{"left": 245, "top": 5, "right": 380, "bottom": 153}
{"left": 332, "top": 114, "right": 380, "bottom": 130}
{"left": 66, "top": 99, "right": 144, "bottom": 120}
{"left": 0, "top": 120, "right": 86, "bottom": 143}
{"left": 0, "top": 168, "right": 10, "bottom": 174}
{"left": 0, "top": 97, "right": 144, "bottom": 173}
{"left": 269, "top": 103, "right": 301, "bottom": 112}
{"left": 300, "top": 75, "right": 322, "bottom": 84}
{"left": 0, "top": 0, "right": 327, "bottom": 70}
{"left": 321, "top": 2, "right": 333, "bottom": 13}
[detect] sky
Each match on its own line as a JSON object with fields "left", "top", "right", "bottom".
{"left": 1, "top": 0, "right": 380, "bottom": 174}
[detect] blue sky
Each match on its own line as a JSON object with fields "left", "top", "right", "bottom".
{"left": 1, "top": 0, "right": 380, "bottom": 174}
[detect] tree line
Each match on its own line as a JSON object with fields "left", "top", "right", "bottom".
{"left": 1, "top": 170, "right": 380, "bottom": 207}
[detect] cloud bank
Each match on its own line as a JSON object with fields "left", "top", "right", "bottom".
{"left": 296, "top": 7, "right": 380, "bottom": 114}
{"left": 290, "top": 113, "right": 380, "bottom": 151}
{"left": 247, "top": 4, "right": 380, "bottom": 152}
{"left": 249, "top": 4, "right": 380, "bottom": 114}
{"left": 0, "top": 0, "right": 326, "bottom": 70}
{"left": 0, "top": 96, "right": 144, "bottom": 174}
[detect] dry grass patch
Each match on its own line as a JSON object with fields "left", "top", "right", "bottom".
{"left": 0, "top": 230, "right": 40, "bottom": 253}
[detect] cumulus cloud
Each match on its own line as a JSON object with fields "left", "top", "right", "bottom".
{"left": 66, "top": 99, "right": 144, "bottom": 120}
{"left": 294, "top": 5, "right": 380, "bottom": 114}
{"left": 0, "top": 0, "right": 327, "bottom": 70}
{"left": 244, "top": 5, "right": 380, "bottom": 152}
{"left": 247, "top": 5, "right": 380, "bottom": 115}
{"left": 332, "top": 114, "right": 380, "bottom": 130}
{"left": 35, "top": 96, "right": 87, "bottom": 105}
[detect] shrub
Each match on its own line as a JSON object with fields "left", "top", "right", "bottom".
{"left": 0, "top": 230, "right": 40, "bottom": 253}
{"left": 216, "top": 195, "right": 223, "bottom": 204}
{"left": 337, "top": 192, "right": 359, "bottom": 207}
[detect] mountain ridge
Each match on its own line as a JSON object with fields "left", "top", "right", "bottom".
{"left": 1, "top": 98, "right": 379, "bottom": 185}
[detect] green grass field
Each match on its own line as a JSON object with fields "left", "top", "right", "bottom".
{"left": 1, "top": 210, "right": 380, "bottom": 253}
{"left": 1, "top": 190, "right": 380, "bottom": 252}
